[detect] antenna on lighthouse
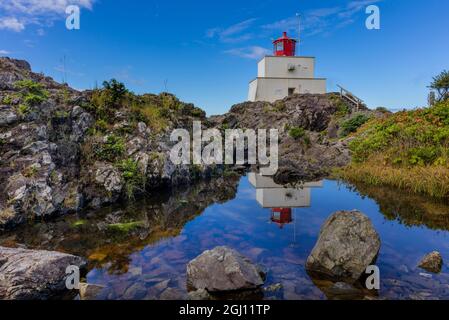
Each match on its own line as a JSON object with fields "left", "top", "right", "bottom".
{"left": 296, "top": 13, "right": 301, "bottom": 56}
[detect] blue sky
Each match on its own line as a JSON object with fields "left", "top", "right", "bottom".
{"left": 1, "top": 0, "right": 448, "bottom": 115}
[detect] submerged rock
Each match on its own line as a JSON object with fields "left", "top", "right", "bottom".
{"left": 78, "top": 283, "right": 105, "bottom": 300}
{"left": 418, "top": 251, "right": 443, "bottom": 273}
{"left": 306, "top": 210, "right": 381, "bottom": 283}
{"left": 0, "top": 246, "right": 86, "bottom": 300}
{"left": 187, "top": 246, "right": 264, "bottom": 292}
{"left": 188, "top": 289, "right": 212, "bottom": 300}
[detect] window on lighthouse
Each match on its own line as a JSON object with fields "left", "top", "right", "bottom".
{"left": 276, "top": 42, "right": 284, "bottom": 52}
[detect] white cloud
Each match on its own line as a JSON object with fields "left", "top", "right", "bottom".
{"left": 225, "top": 46, "right": 271, "bottom": 60}
{"left": 206, "top": 18, "right": 257, "bottom": 43}
{"left": 0, "top": 0, "right": 95, "bottom": 32}
{"left": 262, "top": 0, "right": 384, "bottom": 37}
{"left": 0, "top": 17, "right": 25, "bottom": 32}
{"left": 0, "top": 50, "right": 11, "bottom": 55}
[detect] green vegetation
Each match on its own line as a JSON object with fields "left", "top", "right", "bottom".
{"left": 2, "top": 94, "right": 14, "bottom": 105}
{"left": 17, "top": 104, "right": 30, "bottom": 115}
{"left": 289, "top": 126, "right": 306, "bottom": 140}
{"left": 72, "top": 220, "right": 87, "bottom": 227}
{"left": 117, "top": 158, "right": 146, "bottom": 199}
{"left": 329, "top": 95, "right": 351, "bottom": 117}
{"left": 23, "top": 165, "right": 39, "bottom": 178}
{"left": 274, "top": 101, "right": 286, "bottom": 112}
{"left": 335, "top": 99, "right": 449, "bottom": 198}
{"left": 107, "top": 221, "right": 145, "bottom": 233}
{"left": 375, "top": 106, "right": 389, "bottom": 113}
{"left": 85, "top": 79, "right": 197, "bottom": 134}
{"left": 340, "top": 114, "right": 371, "bottom": 137}
{"left": 102, "top": 79, "right": 128, "bottom": 107}
{"left": 14, "top": 79, "right": 49, "bottom": 107}
{"left": 95, "top": 134, "right": 125, "bottom": 161}
{"left": 430, "top": 70, "right": 449, "bottom": 102}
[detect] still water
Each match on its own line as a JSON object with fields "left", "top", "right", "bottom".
{"left": 2, "top": 173, "right": 449, "bottom": 300}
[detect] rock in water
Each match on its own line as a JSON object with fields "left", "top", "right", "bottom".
{"left": 0, "top": 246, "right": 86, "bottom": 300}
{"left": 418, "top": 251, "right": 443, "bottom": 273}
{"left": 306, "top": 210, "right": 381, "bottom": 282}
{"left": 79, "top": 283, "right": 105, "bottom": 300}
{"left": 187, "top": 246, "right": 264, "bottom": 292}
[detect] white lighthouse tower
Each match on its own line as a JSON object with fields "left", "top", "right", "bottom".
{"left": 248, "top": 31, "right": 327, "bottom": 103}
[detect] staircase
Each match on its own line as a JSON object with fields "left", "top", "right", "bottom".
{"left": 337, "top": 85, "right": 365, "bottom": 111}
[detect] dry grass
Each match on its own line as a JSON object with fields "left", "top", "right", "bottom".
{"left": 334, "top": 162, "right": 449, "bottom": 199}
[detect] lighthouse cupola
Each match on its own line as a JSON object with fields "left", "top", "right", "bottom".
{"left": 273, "top": 32, "right": 297, "bottom": 57}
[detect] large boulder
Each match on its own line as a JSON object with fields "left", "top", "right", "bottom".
{"left": 187, "top": 246, "right": 264, "bottom": 292}
{"left": 306, "top": 210, "right": 381, "bottom": 283}
{"left": 0, "top": 246, "right": 86, "bottom": 300}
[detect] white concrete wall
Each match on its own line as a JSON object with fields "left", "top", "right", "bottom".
{"left": 260, "top": 56, "right": 316, "bottom": 79}
{"left": 250, "top": 78, "right": 326, "bottom": 103}
{"left": 257, "top": 58, "right": 266, "bottom": 78}
{"left": 248, "top": 172, "right": 323, "bottom": 188}
{"left": 248, "top": 80, "right": 257, "bottom": 101}
{"left": 256, "top": 188, "right": 311, "bottom": 208}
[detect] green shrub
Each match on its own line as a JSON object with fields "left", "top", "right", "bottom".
{"left": 289, "top": 127, "right": 305, "bottom": 140}
{"left": 95, "top": 119, "right": 109, "bottom": 132}
{"left": 340, "top": 114, "right": 370, "bottom": 137}
{"left": 2, "top": 95, "right": 14, "bottom": 105}
{"left": 375, "top": 107, "right": 389, "bottom": 113}
{"left": 14, "top": 79, "right": 49, "bottom": 106}
{"left": 17, "top": 104, "right": 30, "bottom": 115}
{"left": 96, "top": 135, "right": 125, "bottom": 161}
{"left": 102, "top": 79, "right": 128, "bottom": 107}
{"left": 117, "top": 159, "right": 146, "bottom": 199}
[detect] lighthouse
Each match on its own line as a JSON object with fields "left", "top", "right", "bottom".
{"left": 248, "top": 32, "right": 327, "bottom": 102}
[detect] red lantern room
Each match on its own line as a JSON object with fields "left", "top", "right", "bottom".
{"left": 271, "top": 208, "right": 293, "bottom": 229}
{"left": 273, "top": 32, "right": 297, "bottom": 57}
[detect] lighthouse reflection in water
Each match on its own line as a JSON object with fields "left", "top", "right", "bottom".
{"left": 248, "top": 172, "right": 323, "bottom": 245}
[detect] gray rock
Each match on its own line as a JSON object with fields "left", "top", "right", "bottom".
{"left": 419, "top": 251, "right": 443, "bottom": 273}
{"left": 122, "top": 282, "right": 147, "bottom": 300}
{"left": 187, "top": 246, "right": 264, "bottom": 292}
{"left": 95, "top": 162, "right": 123, "bottom": 193}
{"left": 0, "top": 246, "right": 86, "bottom": 300}
{"left": 188, "top": 289, "right": 212, "bottom": 300}
{"left": 159, "top": 287, "right": 186, "bottom": 300}
{"left": 71, "top": 106, "right": 93, "bottom": 142}
{"left": 306, "top": 210, "right": 381, "bottom": 282}
{"left": 79, "top": 283, "right": 105, "bottom": 300}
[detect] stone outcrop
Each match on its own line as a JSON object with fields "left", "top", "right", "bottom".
{"left": 418, "top": 251, "right": 443, "bottom": 273}
{"left": 210, "top": 94, "right": 377, "bottom": 183}
{"left": 0, "top": 57, "right": 215, "bottom": 230}
{"left": 0, "top": 246, "right": 86, "bottom": 300}
{"left": 306, "top": 210, "right": 381, "bottom": 283}
{"left": 187, "top": 246, "right": 264, "bottom": 292}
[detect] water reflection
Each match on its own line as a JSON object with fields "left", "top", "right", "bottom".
{"left": 347, "top": 181, "right": 449, "bottom": 231}
{"left": 1, "top": 174, "right": 449, "bottom": 300}
{"left": 249, "top": 172, "right": 323, "bottom": 231}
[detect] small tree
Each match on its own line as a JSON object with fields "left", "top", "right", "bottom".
{"left": 430, "top": 70, "right": 449, "bottom": 102}
{"left": 102, "top": 79, "right": 128, "bottom": 107}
